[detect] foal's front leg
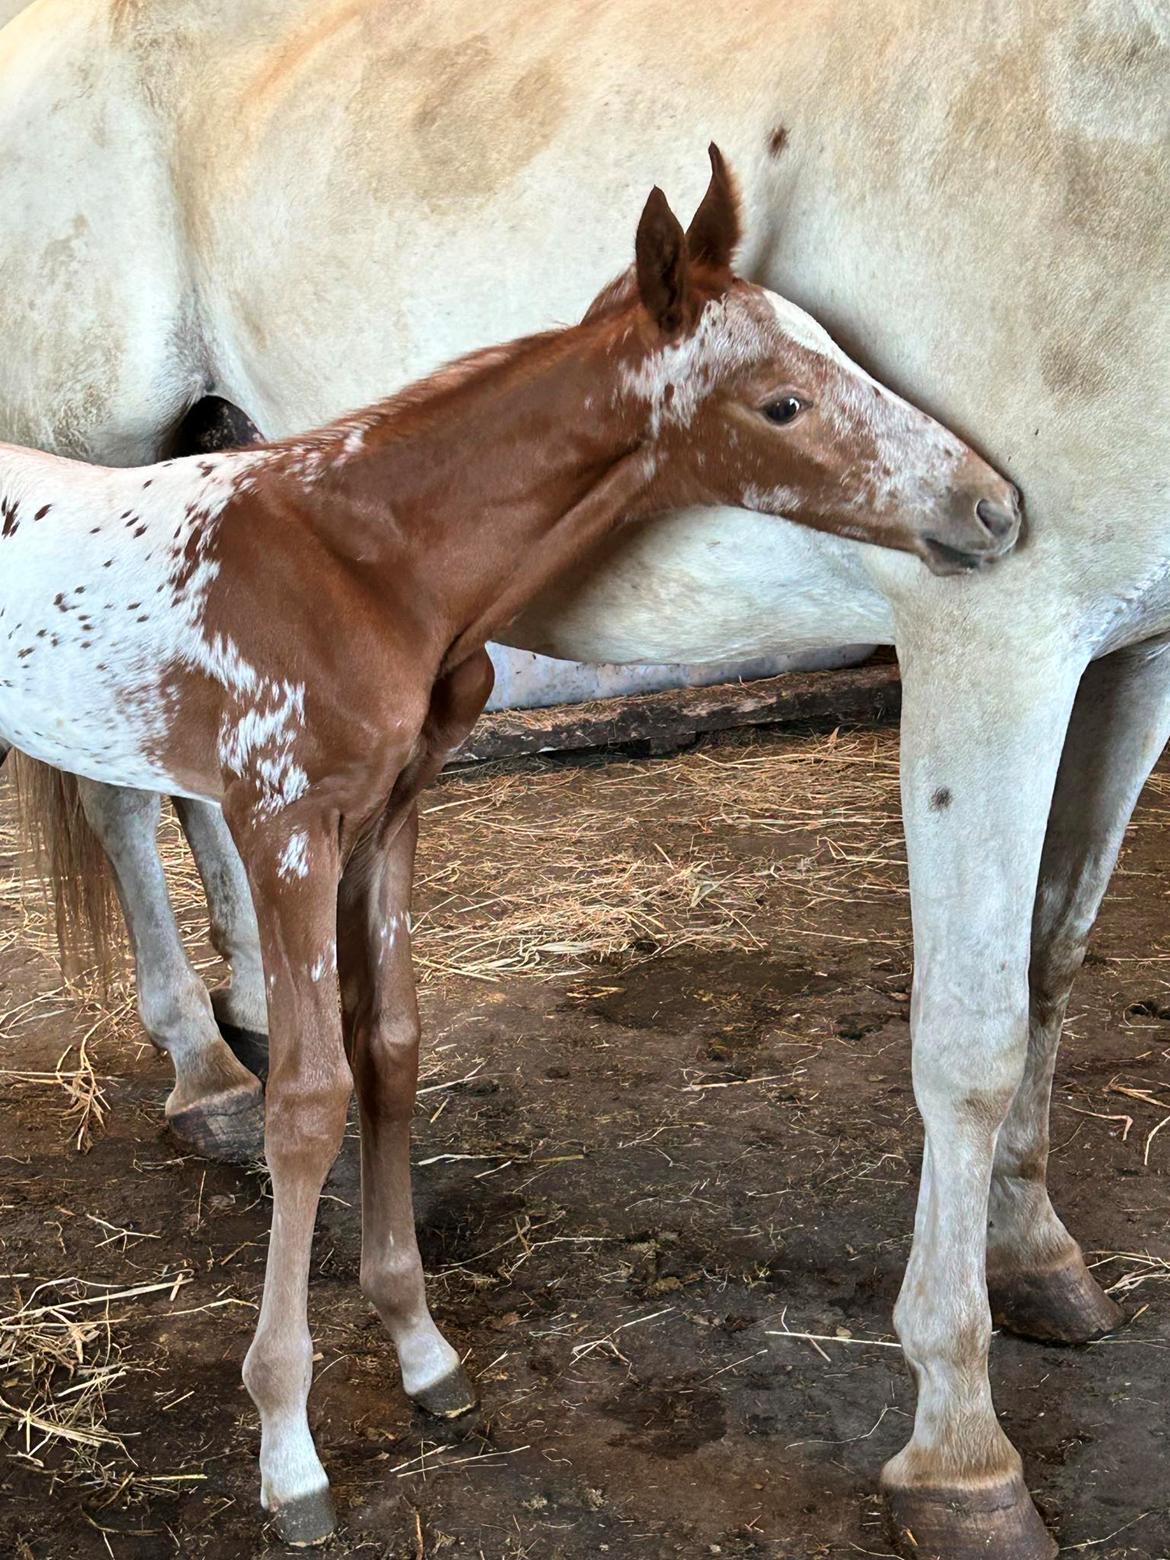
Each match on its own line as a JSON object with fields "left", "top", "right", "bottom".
{"left": 225, "top": 798, "right": 353, "bottom": 1546}
{"left": 338, "top": 808, "right": 477, "bottom": 1418}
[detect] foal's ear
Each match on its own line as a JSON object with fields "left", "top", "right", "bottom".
{"left": 635, "top": 185, "right": 693, "bottom": 337}
{"left": 686, "top": 143, "right": 741, "bottom": 273}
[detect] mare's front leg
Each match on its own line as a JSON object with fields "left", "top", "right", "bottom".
{"left": 338, "top": 808, "right": 476, "bottom": 1418}
{"left": 76, "top": 780, "right": 264, "bottom": 1159}
{"left": 987, "top": 636, "right": 1170, "bottom": 1341}
{"left": 881, "top": 620, "right": 1084, "bottom": 1560}
{"left": 224, "top": 795, "right": 353, "bottom": 1545}
{"left": 173, "top": 797, "right": 269, "bottom": 1077}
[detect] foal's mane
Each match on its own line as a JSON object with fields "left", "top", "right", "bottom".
{"left": 264, "top": 307, "right": 630, "bottom": 471}
{"left": 259, "top": 259, "right": 732, "bottom": 474}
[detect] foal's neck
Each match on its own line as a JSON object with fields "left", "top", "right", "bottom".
{"left": 294, "top": 316, "right": 662, "bottom": 670}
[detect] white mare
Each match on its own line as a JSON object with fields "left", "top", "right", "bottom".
{"left": 0, "top": 1, "right": 1167, "bottom": 1554}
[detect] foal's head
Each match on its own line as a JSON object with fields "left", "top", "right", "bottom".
{"left": 608, "top": 147, "right": 1021, "bottom": 576}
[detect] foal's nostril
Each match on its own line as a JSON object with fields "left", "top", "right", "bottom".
{"left": 975, "top": 498, "right": 1017, "bottom": 541}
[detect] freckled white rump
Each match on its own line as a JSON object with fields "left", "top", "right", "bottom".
{"left": 0, "top": 445, "right": 270, "bottom": 794}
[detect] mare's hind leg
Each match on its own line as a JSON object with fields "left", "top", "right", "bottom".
{"left": 987, "top": 636, "right": 1170, "bottom": 1341}
{"left": 76, "top": 780, "right": 264, "bottom": 1160}
{"left": 173, "top": 798, "right": 269, "bottom": 1078}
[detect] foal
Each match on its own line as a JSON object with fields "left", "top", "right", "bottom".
{"left": 0, "top": 149, "right": 1020, "bottom": 1541}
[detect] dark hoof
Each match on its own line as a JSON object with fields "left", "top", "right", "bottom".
{"left": 989, "top": 1258, "right": 1122, "bottom": 1344}
{"left": 885, "top": 1476, "right": 1056, "bottom": 1560}
{"left": 168, "top": 1081, "right": 265, "bottom": 1163}
{"left": 268, "top": 1486, "right": 337, "bottom": 1547}
{"left": 217, "top": 1021, "right": 270, "bottom": 1083}
{"left": 411, "top": 1364, "right": 479, "bottom": 1421}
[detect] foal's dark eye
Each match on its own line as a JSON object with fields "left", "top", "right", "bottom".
{"left": 762, "top": 396, "right": 804, "bottom": 425}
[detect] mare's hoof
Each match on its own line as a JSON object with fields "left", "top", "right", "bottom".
{"left": 411, "top": 1364, "right": 479, "bottom": 1422}
{"left": 269, "top": 1486, "right": 337, "bottom": 1548}
{"left": 167, "top": 1080, "right": 265, "bottom": 1163}
{"left": 988, "top": 1256, "right": 1122, "bottom": 1344}
{"left": 217, "top": 1020, "right": 270, "bottom": 1083}
{"left": 885, "top": 1476, "right": 1056, "bottom": 1560}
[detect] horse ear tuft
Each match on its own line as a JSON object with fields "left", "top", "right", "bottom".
{"left": 686, "top": 143, "right": 742, "bottom": 272}
{"left": 635, "top": 185, "right": 693, "bottom": 336}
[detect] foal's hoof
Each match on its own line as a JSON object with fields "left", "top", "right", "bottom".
{"left": 269, "top": 1486, "right": 337, "bottom": 1548}
{"left": 988, "top": 1255, "right": 1122, "bottom": 1345}
{"left": 411, "top": 1363, "right": 479, "bottom": 1422}
{"left": 217, "top": 1020, "right": 270, "bottom": 1083}
{"left": 885, "top": 1476, "right": 1056, "bottom": 1560}
{"left": 167, "top": 1080, "right": 265, "bottom": 1163}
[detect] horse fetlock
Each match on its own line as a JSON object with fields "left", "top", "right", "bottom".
{"left": 138, "top": 979, "right": 219, "bottom": 1063}
{"left": 210, "top": 977, "right": 268, "bottom": 1042}
{"left": 986, "top": 1172, "right": 1074, "bottom": 1268}
{"left": 883, "top": 1413, "right": 1021, "bottom": 1500}
{"left": 394, "top": 1319, "right": 463, "bottom": 1402}
{"left": 257, "top": 1420, "right": 334, "bottom": 1546}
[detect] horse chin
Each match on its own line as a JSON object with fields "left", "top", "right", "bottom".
{"left": 917, "top": 536, "right": 1002, "bottom": 577}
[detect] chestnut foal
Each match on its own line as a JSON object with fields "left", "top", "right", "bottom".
{"left": 0, "top": 150, "right": 1020, "bottom": 1541}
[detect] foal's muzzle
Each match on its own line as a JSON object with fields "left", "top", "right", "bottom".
{"left": 918, "top": 475, "right": 1023, "bottom": 577}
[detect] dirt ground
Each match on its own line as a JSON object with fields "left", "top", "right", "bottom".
{"left": 0, "top": 721, "right": 1166, "bottom": 1560}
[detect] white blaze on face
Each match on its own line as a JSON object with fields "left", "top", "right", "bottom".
{"left": 761, "top": 291, "right": 847, "bottom": 362}
{"left": 758, "top": 288, "right": 966, "bottom": 519}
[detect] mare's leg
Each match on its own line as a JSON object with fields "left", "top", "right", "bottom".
{"left": 76, "top": 780, "right": 264, "bottom": 1159}
{"left": 168, "top": 404, "right": 270, "bottom": 1074}
{"left": 226, "top": 799, "right": 352, "bottom": 1545}
{"left": 173, "top": 797, "right": 269, "bottom": 1077}
{"left": 987, "top": 636, "right": 1170, "bottom": 1341}
{"left": 881, "top": 623, "right": 1084, "bottom": 1560}
{"left": 338, "top": 809, "right": 475, "bottom": 1416}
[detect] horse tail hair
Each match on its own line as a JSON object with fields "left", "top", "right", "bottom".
{"left": 7, "top": 755, "right": 122, "bottom": 988}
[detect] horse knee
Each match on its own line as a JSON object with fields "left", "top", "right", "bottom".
{"left": 912, "top": 977, "right": 1029, "bottom": 1120}
{"left": 265, "top": 1065, "right": 352, "bottom": 1160}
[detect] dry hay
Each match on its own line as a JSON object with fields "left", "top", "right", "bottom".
{"left": 0, "top": 1270, "right": 206, "bottom": 1502}
{"left": 412, "top": 729, "right": 906, "bottom": 982}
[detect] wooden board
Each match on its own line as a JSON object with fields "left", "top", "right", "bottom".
{"left": 455, "top": 660, "right": 901, "bottom": 764}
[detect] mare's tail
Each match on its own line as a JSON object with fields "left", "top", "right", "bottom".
{"left": 6, "top": 755, "right": 121, "bottom": 984}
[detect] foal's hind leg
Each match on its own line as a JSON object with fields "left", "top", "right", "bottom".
{"left": 76, "top": 780, "right": 264, "bottom": 1160}
{"left": 987, "top": 637, "right": 1170, "bottom": 1342}
{"left": 338, "top": 809, "right": 476, "bottom": 1419}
